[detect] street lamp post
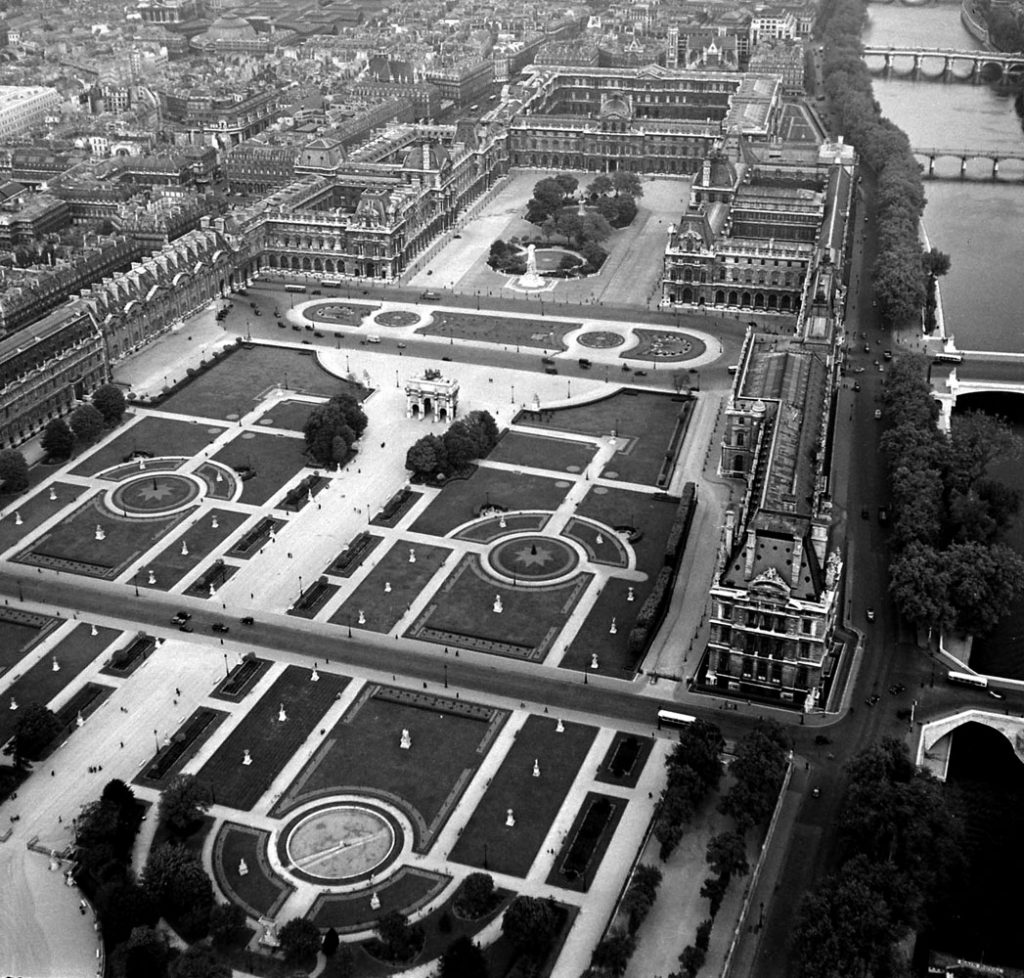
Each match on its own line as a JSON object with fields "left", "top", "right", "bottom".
{"left": 153, "top": 729, "right": 160, "bottom": 753}
{"left": 443, "top": 662, "right": 448, "bottom": 689}
{"left": 223, "top": 653, "right": 229, "bottom": 677}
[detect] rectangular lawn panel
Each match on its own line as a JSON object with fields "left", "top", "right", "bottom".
{"left": 15, "top": 496, "right": 190, "bottom": 579}
{"left": 72, "top": 415, "right": 227, "bottom": 477}
{"left": 545, "top": 791, "right": 627, "bottom": 892}
{"left": 213, "top": 431, "right": 311, "bottom": 506}
{"left": 195, "top": 664, "right": 349, "bottom": 811}
{"left": 562, "top": 577, "right": 653, "bottom": 676}
{"left": 136, "top": 508, "right": 249, "bottom": 591}
{"left": 410, "top": 468, "right": 572, "bottom": 537}
{"left": 0, "top": 609, "right": 61, "bottom": 673}
{"left": 310, "top": 867, "right": 451, "bottom": 932}
{"left": 488, "top": 432, "right": 597, "bottom": 474}
{"left": 213, "top": 823, "right": 295, "bottom": 919}
{"left": 134, "top": 708, "right": 230, "bottom": 788}
{"left": 0, "top": 482, "right": 87, "bottom": 556}
{"left": 408, "top": 556, "right": 592, "bottom": 660}
{"left": 0, "top": 622, "right": 120, "bottom": 745}
{"left": 449, "top": 714, "right": 597, "bottom": 878}
{"left": 251, "top": 398, "right": 326, "bottom": 432}
{"left": 516, "top": 390, "right": 693, "bottom": 484}
{"left": 275, "top": 686, "right": 508, "bottom": 852}
{"left": 417, "top": 311, "right": 579, "bottom": 350}
{"left": 331, "top": 540, "right": 452, "bottom": 634}
{"left": 157, "top": 345, "right": 367, "bottom": 420}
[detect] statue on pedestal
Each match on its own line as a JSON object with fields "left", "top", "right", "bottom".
{"left": 400, "top": 728, "right": 412, "bottom": 750}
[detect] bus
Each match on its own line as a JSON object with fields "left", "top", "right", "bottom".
{"left": 946, "top": 670, "right": 988, "bottom": 689}
{"left": 284, "top": 284, "right": 306, "bottom": 294}
{"left": 320, "top": 278, "right": 343, "bottom": 289}
{"left": 657, "top": 709, "right": 697, "bottom": 730}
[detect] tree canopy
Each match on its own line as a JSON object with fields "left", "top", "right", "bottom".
{"left": 3, "top": 703, "right": 61, "bottom": 766}
{"left": 158, "top": 774, "right": 212, "bottom": 837}
{"left": 304, "top": 393, "right": 367, "bottom": 467}
{"left": 41, "top": 418, "right": 75, "bottom": 460}
{"left": 501, "top": 896, "right": 558, "bottom": 951}
{"left": 0, "top": 448, "right": 29, "bottom": 492}
{"left": 92, "top": 384, "right": 127, "bottom": 425}
{"left": 278, "top": 917, "right": 322, "bottom": 963}
{"left": 70, "top": 403, "right": 105, "bottom": 443}
{"left": 440, "top": 934, "right": 489, "bottom": 978}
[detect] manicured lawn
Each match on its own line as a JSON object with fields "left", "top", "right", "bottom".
{"left": 214, "top": 431, "right": 311, "bottom": 506}
{"left": 304, "top": 302, "right": 378, "bottom": 326}
{"left": 0, "top": 611, "right": 58, "bottom": 672}
{"left": 449, "top": 714, "right": 597, "bottom": 878}
{"left": 332, "top": 541, "right": 452, "bottom": 634}
{"left": 138, "top": 508, "right": 250, "bottom": 591}
{"left": 410, "top": 468, "right": 572, "bottom": 537}
{"left": 17, "top": 496, "right": 190, "bottom": 579}
{"left": 575, "top": 485, "right": 679, "bottom": 579}
{"left": 213, "top": 823, "right": 295, "bottom": 919}
{"left": 0, "top": 623, "right": 121, "bottom": 745}
{"left": 251, "top": 399, "right": 323, "bottom": 433}
{"left": 562, "top": 577, "right": 652, "bottom": 676}
{"left": 0, "top": 482, "right": 87, "bottom": 556}
{"left": 195, "top": 665, "right": 349, "bottom": 811}
{"left": 275, "top": 688, "right": 506, "bottom": 852}
{"left": 417, "top": 312, "right": 579, "bottom": 351}
{"left": 72, "top": 415, "right": 227, "bottom": 477}
{"left": 374, "top": 310, "right": 420, "bottom": 328}
{"left": 158, "top": 345, "right": 366, "bottom": 420}
{"left": 487, "top": 432, "right": 597, "bottom": 474}
{"left": 310, "top": 867, "right": 450, "bottom": 931}
{"left": 409, "top": 556, "right": 592, "bottom": 661}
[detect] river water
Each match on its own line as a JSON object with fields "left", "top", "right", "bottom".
{"left": 863, "top": 5, "right": 1024, "bottom": 353}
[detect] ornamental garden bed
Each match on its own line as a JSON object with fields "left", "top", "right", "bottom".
{"left": 100, "top": 633, "right": 156, "bottom": 676}
{"left": 370, "top": 487, "right": 423, "bottom": 528}
{"left": 545, "top": 791, "right": 627, "bottom": 892}
{"left": 227, "top": 516, "right": 286, "bottom": 560}
{"left": 417, "top": 312, "right": 579, "bottom": 351}
{"left": 328, "top": 531, "right": 383, "bottom": 577}
{"left": 212, "top": 655, "right": 272, "bottom": 702}
{"left": 0, "top": 482, "right": 87, "bottom": 555}
{"left": 213, "top": 823, "right": 295, "bottom": 919}
{"left": 134, "top": 707, "right": 230, "bottom": 787}
{"left": 595, "top": 732, "right": 654, "bottom": 789}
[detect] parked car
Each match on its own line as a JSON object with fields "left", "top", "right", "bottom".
{"left": 178, "top": 622, "right": 194, "bottom": 633}
{"left": 240, "top": 616, "right": 254, "bottom": 626}
{"left": 212, "top": 623, "right": 230, "bottom": 633}
{"left": 420, "top": 290, "right": 441, "bottom": 300}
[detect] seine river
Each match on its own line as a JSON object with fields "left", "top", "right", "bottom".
{"left": 863, "top": 5, "right": 1024, "bottom": 353}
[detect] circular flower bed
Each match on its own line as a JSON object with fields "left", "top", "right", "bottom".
{"left": 577, "top": 331, "right": 626, "bottom": 349}
{"left": 375, "top": 310, "right": 420, "bottom": 328}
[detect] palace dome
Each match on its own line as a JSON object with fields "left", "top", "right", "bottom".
{"left": 205, "top": 13, "right": 257, "bottom": 42}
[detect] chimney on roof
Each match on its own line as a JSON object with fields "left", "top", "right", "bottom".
{"left": 743, "top": 527, "right": 757, "bottom": 580}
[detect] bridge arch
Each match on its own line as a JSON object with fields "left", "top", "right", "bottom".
{"left": 918, "top": 709, "right": 1024, "bottom": 779}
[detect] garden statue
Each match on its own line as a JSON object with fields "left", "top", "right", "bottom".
{"left": 9, "top": 697, "right": 16, "bottom": 711}
{"left": 278, "top": 704, "right": 287, "bottom": 723}
{"left": 596, "top": 532, "right": 604, "bottom": 545}
{"left": 52, "top": 657, "right": 60, "bottom": 672}
{"left": 49, "top": 487, "right": 56, "bottom": 501}
{"left": 506, "top": 808, "right": 516, "bottom": 828}
{"left": 14, "top": 511, "right": 22, "bottom": 525}
{"left": 493, "top": 595, "right": 503, "bottom": 614}
{"left": 91, "top": 623, "right": 99, "bottom": 636}
{"left": 533, "top": 759, "right": 540, "bottom": 778}
{"left": 76, "top": 711, "right": 83, "bottom": 727}
{"left": 208, "top": 583, "right": 216, "bottom": 598}
{"left": 181, "top": 540, "right": 189, "bottom": 556}
{"left": 519, "top": 243, "right": 545, "bottom": 290}
{"left": 370, "top": 892, "right": 381, "bottom": 910}
{"left": 409, "top": 548, "right": 416, "bottom": 563}
{"left": 627, "top": 586, "right": 635, "bottom": 602}
{"left": 239, "top": 859, "right": 249, "bottom": 876}
{"left": 242, "top": 749, "right": 253, "bottom": 766}
{"left": 148, "top": 570, "right": 156, "bottom": 585}
{"left": 609, "top": 618, "right": 617, "bottom": 635}
{"left": 400, "top": 728, "right": 412, "bottom": 750}
{"left": 212, "top": 515, "right": 218, "bottom": 529}
{"left": 590, "top": 653, "right": 600, "bottom": 670}
{"left": 138, "top": 459, "right": 145, "bottom": 470}
{"left": 358, "top": 609, "right": 366, "bottom": 625}
{"left": 556, "top": 718, "right": 565, "bottom": 733}
{"left": 578, "top": 196, "right": 586, "bottom": 216}
{"left": 311, "top": 666, "right": 320, "bottom": 682}
{"left": 499, "top": 514, "right": 506, "bottom": 529}
{"left": 384, "top": 581, "right": 392, "bottom": 593}
{"left": 95, "top": 524, "right": 105, "bottom": 541}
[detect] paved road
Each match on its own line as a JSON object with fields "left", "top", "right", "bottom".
{"left": 0, "top": 570, "right": 770, "bottom": 740}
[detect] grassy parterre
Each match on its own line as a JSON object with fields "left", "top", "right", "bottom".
{"left": 17, "top": 496, "right": 190, "bottom": 579}
{"left": 213, "top": 823, "right": 295, "bottom": 919}
{"left": 195, "top": 664, "right": 349, "bottom": 811}
{"left": 137, "top": 508, "right": 249, "bottom": 591}
{"left": 487, "top": 431, "right": 597, "bottom": 474}
{"left": 562, "top": 577, "right": 649, "bottom": 676}
{"left": 410, "top": 468, "right": 572, "bottom": 537}
{"left": 251, "top": 398, "right": 326, "bottom": 433}
{"left": 629, "top": 327, "right": 706, "bottom": 363}
{"left": 71, "top": 415, "right": 227, "bottom": 477}
{"left": 409, "top": 556, "right": 592, "bottom": 660}
{"left": 449, "top": 714, "right": 598, "bottom": 878}
{"left": 417, "top": 311, "right": 580, "bottom": 351}
{"left": 0, "top": 482, "right": 87, "bottom": 556}
{"left": 0, "top": 622, "right": 121, "bottom": 745}
{"left": 213, "top": 431, "right": 311, "bottom": 507}
{"left": 332, "top": 540, "right": 452, "bottom": 634}
{"left": 0, "top": 613, "right": 56, "bottom": 672}
{"left": 157, "top": 345, "right": 366, "bottom": 420}
{"left": 309, "top": 867, "right": 450, "bottom": 931}
{"left": 275, "top": 688, "right": 505, "bottom": 852}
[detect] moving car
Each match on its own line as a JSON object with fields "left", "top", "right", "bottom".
{"left": 240, "top": 616, "right": 254, "bottom": 626}
{"left": 420, "top": 290, "right": 441, "bottom": 301}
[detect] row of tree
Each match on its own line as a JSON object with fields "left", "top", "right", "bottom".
{"left": 405, "top": 409, "right": 499, "bottom": 479}
{"left": 793, "top": 739, "right": 963, "bottom": 978}
{"left": 524, "top": 172, "right": 643, "bottom": 227}
{"left": 976, "top": 0, "right": 1024, "bottom": 51}
{"left": 0, "top": 383, "right": 127, "bottom": 492}
{"left": 816, "top": 0, "right": 933, "bottom": 326}
{"left": 882, "top": 357, "right": 1024, "bottom": 635}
